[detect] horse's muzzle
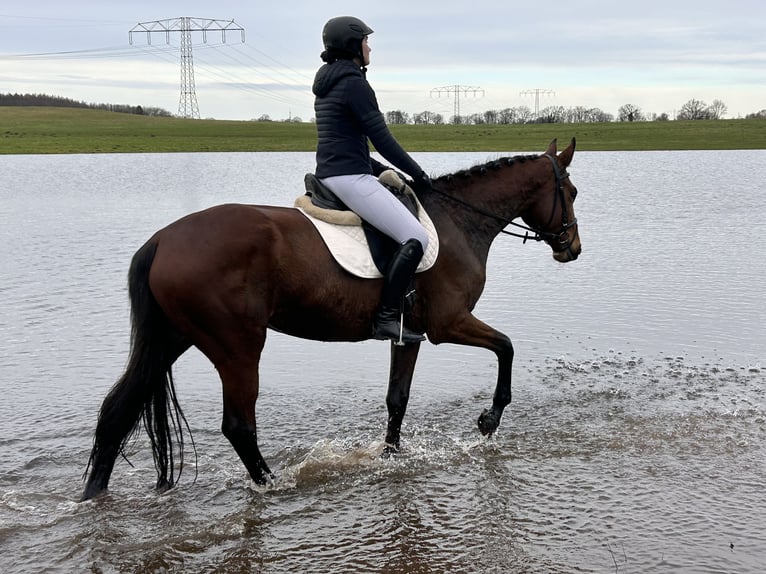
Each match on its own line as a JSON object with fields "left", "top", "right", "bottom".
{"left": 552, "top": 233, "right": 581, "bottom": 262}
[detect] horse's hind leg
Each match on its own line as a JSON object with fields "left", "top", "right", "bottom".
{"left": 384, "top": 341, "right": 421, "bottom": 452}
{"left": 218, "top": 352, "right": 273, "bottom": 485}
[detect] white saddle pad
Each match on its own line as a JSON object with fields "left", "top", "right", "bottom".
{"left": 296, "top": 196, "right": 439, "bottom": 279}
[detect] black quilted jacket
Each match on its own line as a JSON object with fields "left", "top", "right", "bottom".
{"left": 312, "top": 59, "right": 424, "bottom": 181}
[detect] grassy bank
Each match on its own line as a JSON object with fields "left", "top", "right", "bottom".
{"left": 2, "top": 107, "right": 764, "bottom": 154}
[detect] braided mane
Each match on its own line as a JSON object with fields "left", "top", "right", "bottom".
{"left": 435, "top": 154, "right": 539, "bottom": 183}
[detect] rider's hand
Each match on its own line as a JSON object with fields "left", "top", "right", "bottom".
{"left": 411, "top": 172, "right": 432, "bottom": 194}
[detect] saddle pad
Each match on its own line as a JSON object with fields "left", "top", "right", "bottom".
{"left": 297, "top": 196, "right": 439, "bottom": 279}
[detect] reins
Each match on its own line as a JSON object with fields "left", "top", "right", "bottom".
{"left": 429, "top": 153, "right": 577, "bottom": 246}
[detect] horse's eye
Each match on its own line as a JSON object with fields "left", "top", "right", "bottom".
{"left": 570, "top": 186, "right": 578, "bottom": 201}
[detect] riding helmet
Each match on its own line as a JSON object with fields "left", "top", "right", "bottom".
{"left": 321, "top": 16, "right": 373, "bottom": 61}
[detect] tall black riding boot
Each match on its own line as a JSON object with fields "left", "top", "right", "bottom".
{"left": 372, "top": 239, "right": 426, "bottom": 344}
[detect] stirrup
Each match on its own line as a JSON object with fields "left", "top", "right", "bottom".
{"left": 392, "top": 310, "right": 417, "bottom": 345}
{"left": 372, "top": 309, "right": 425, "bottom": 345}
{"left": 392, "top": 309, "right": 425, "bottom": 346}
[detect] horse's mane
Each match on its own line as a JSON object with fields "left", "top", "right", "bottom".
{"left": 434, "top": 153, "right": 540, "bottom": 184}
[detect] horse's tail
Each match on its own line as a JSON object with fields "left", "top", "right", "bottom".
{"left": 84, "top": 238, "right": 193, "bottom": 497}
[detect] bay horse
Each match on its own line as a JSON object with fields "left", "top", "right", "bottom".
{"left": 81, "top": 138, "right": 581, "bottom": 500}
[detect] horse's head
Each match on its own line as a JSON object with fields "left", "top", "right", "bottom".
{"left": 523, "top": 138, "right": 581, "bottom": 262}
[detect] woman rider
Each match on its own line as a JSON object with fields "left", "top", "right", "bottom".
{"left": 313, "top": 16, "right": 432, "bottom": 344}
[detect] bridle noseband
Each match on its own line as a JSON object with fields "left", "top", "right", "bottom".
{"left": 431, "top": 154, "right": 578, "bottom": 251}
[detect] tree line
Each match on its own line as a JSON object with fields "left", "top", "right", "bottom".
{"left": 0, "top": 93, "right": 172, "bottom": 117}
{"left": 385, "top": 99, "right": 766, "bottom": 125}
{"left": 5, "top": 92, "right": 764, "bottom": 124}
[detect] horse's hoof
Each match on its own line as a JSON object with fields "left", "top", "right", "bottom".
{"left": 477, "top": 408, "right": 498, "bottom": 437}
{"left": 381, "top": 442, "right": 400, "bottom": 459}
{"left": 79, "top": 487, "right": 105, "bottom": 502}
{"left": 156, "top": 478, "right": 174, "bottom": 494}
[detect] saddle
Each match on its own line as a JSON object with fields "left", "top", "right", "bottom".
{"left": 296, "top": 171, "right": 421, "bottom": 274}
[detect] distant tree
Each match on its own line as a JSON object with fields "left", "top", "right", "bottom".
{"left": 496, "top": 108, "right": 514, "bottom": 124}
{"left": 677, "top": 99, "right": 710, "bottom": 120}
{"left": 593, "top": 108, "right": 613, "bottom": 122}
{"left": 745, "top": 109, "right": 766, "bottom": 119}
{"left": 413, "top": 110, "right": 437, "bottom": 124}
{"left": 143, "top": 106, "right": 172, "bottom": 117}
{"left": 384, "top": 104, "right": 622, "bottom": 125}
{"left": 618, "top": 104, "right": 645, "bottom": 122}
{"left": 0, "top": 92, "right": 171, "bottom": 116}
{"left": 535, "top": 106, "right": 554, "bottom": 123}
{"left": 414, "top": 111, "right": 443, "bottom": 125}
{"left": 707, "top": 99, "right": 728, "bottom": 119}
{"left": 412, "top": 111, "right": 443, "bottom": 124}
{"left": 385, "top": 110, "right": 410, "bottom": 125}
{"left": 536, "top": 105, "right": 567, "bottom": 123}
{"left": 483, "top": 109, "right": 499, "bottom": 125}
{"left": 467, "top": 113, "right": 485, "bottom": 125}
{"left": 551, "top": 105, "right": 568, "bottom": 122}
{"left": 588, "top": 108, "right": 613, "bottom": 122}
{"left": 567, "top": 106, "right": 591, "bottom": 123}
{"left": 652, "top": 112, "right": 670, "bottom": 121}
{"left": 515, "top": 105, "right": 533, "bottom": 123}
{"left": 256, "top": 114, "right": 272, "bottom": 122}
{"left": 1, "top": 92, "right": 84, "bottom": 108}
{"left": 561, "top": 106, "right": 608, "bottom": 123}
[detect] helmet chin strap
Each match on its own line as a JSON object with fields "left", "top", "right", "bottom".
{"left": 353, "top": 47, "right": 368, "bottom": 73}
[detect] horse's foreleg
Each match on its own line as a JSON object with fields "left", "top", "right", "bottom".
{"left": 218, "top": 361, "right": 273, "bottom": 485}
{"left": 433, "top": 314, "right": 514, "bottom": 437}
{"left": 384, "top": 341, "right": 422, "bottom": 453}
{"left": 477, "top": 331, "right": 513, "bottom": 436}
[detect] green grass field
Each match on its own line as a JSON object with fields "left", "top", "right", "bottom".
{"left": 1, "top": 107, "right": 764, "bottom": 154}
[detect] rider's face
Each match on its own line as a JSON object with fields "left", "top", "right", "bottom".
{"left": 361, "top": 36, "right": 371, "bottom": 66}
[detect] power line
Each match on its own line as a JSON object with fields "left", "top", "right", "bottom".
{"left": 0, "top": 46, "right": 139, "bottom": 60}
{"left": 430, "top": 85, "right": 484, "bottom": 122}
{"left": 133, "top": 42, "right": 312, "bottom": 115}
{"left": 520, "top": 88, "right": 555, "bottom": 116}
{"left": 1, "top": 29, "right": 314, "bottom": 118}
{"left": 129, "top": 17, "right": 245, "bottom": 119}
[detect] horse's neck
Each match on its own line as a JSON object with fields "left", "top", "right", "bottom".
{"left": 424, "top": 182, "right": 506, "bottom": 262}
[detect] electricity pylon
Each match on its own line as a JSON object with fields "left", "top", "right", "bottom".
{"left": 520, "top": 89, "right": 555, "bottom": 116}
{"left": 430, "top": 85, "right": 484, "bottom": 123}
{"left": 129, "top": 17, "right": 245, "bottom": 119}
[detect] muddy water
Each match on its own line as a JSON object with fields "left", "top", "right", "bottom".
{"left": 1, "top": 151, "right": 763, "bottom": 573}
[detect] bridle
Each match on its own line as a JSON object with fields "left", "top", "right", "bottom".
{"left": 430, "top": 153, "right": 578, "bottom": 251}
{"left": 532, "top": 154, "right": 578, "bottom": 252}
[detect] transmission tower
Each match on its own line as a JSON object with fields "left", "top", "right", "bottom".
{"left": 129, "top": 17, "right": 245, "bottom": 119}
{"left": 520, "top": 88, "right": 555, "bottom": 116}
{"left": 430, "top": 85, "right": 484, "bottom": 122}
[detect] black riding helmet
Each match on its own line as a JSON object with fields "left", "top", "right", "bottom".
{"left": 321, "top": 16, "right": 373, "bottom": 63}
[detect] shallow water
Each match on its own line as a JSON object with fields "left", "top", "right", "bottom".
{"left": 1, "top": 150, "right": 764, "bottom": 573}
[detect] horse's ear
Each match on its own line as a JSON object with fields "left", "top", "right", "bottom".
{"left": 544, "top": 138, "right": 558, "bottom": 156}
{"left": 558, "top": 137, "right": 576, "bottom": 167}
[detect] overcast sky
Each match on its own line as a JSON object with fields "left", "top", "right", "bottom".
{"left": 1, "top": 1, "right": 764, "bottom": 121}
